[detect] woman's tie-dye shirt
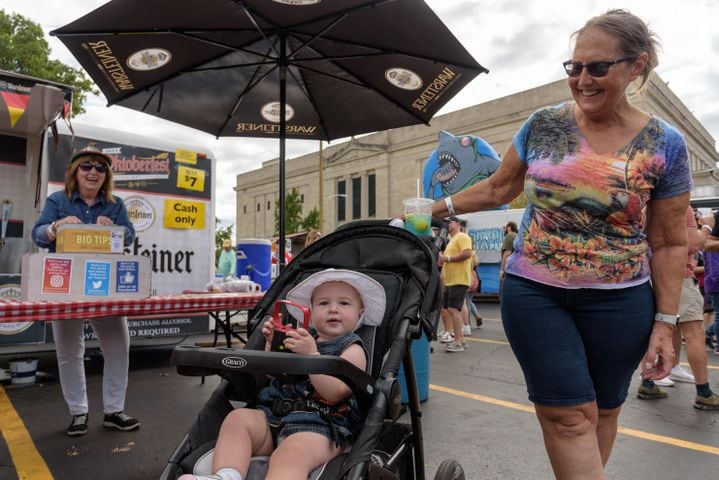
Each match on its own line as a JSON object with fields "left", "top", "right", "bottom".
{"left": 505, "top": 103, "right": 692, "bottom": 289}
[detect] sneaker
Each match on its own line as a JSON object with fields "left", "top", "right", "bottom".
{"left": 669, "top": 365, "right": 695, "bottom": 383}
{"left": 654, "top": 376, "right": 675, "bottom": 387}
{"left": 437, "top": 331, "right": 454, "bottom": 343}
{"left": 462, "top": 324, "right": 472, "bottom": 336}
{"left": 694, "top": 392, "right": 719, "bottom": 411}
{"left": 637, "top": 384, "right": 668, "bottom": 400}
{"left": 445, "top": 342, "right": 465, "bottom": 352}
{"left": 474, "top": 314, "right": 483, "bottom": 328}
{"left": 67, "top": 413, "right": 88, "bottom": 437}
{"left": 461, "top": 342, "right": 468, "bottom": 349}
{"left": 103, "top": 412, "right": 140, "bottom": 431}
{"left": 706, "top": 336, "right": 716, "bottom": 351}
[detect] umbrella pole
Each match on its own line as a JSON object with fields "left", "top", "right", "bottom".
{"left": 278, "top": 34, "right": 287, "bottom": 272}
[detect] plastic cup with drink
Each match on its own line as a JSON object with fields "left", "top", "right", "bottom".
{"left": 403, "top": 197, "right": 433, "bottom": 236}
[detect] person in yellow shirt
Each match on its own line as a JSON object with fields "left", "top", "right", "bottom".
{"left": 438, "top": 217, "right": 473, "bottom": 352}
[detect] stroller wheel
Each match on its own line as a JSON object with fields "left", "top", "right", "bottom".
{"left": 434, "top": 459, "right": 465, "bottom": 480}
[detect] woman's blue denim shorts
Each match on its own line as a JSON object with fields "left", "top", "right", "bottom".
{"left": 500, "top": 274, "right": 655, "bottom": 409}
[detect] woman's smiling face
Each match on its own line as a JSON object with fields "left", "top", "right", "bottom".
{"left": 568, "top": 26, "right": 643, "bottom": 120}
{"left": 74, "top": 155, "right": 107, "bottom": 195}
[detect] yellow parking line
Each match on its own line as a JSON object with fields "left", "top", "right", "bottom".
{"left": 430, "top": 384, "right": 719, "bottom": 456}
{"left": 0, "top": 386, "right": 53, "bottom": 479}
{"left": 464, "top": 337, "right": 719, "bottom": 370}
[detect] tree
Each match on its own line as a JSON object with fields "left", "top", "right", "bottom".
{"left": 214, "top": 219, "right": 234, "bottom": 266}
{"left": 273, "top": 188, "right": 304, "bottom": 235}
{"left": 0, "top": 10, "right": 97, "bottom": 116}
{"left": 301, "top": 208, "right": 320, "bottom": 231}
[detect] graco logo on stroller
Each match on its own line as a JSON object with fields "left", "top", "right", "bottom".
{"left": 220, "top": 357, "right": 248, "bottom": 369}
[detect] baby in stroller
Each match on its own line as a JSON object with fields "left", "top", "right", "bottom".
{"left": 180, "top": 269, "right": 386, "bottom": 480}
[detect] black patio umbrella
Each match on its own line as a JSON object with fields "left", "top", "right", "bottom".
{"left": 52, "top": 0, "right": 487, "bottom": 267}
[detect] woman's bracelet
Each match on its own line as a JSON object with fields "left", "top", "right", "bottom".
{"left": 702, "top": 224, "right": 712, "bottom": 233}
{"left": 444, "top": 196, "right": 456, "bottom": 216}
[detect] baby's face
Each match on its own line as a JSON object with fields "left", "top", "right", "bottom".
{"left": 311, "top": 281, "right": 363, "bottom": 339}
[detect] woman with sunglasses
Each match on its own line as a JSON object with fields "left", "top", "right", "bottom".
{"left": 432, "top": 9, "right": 691, "bottom": 478}
{"left": 32, "top": 143, "right": 139, "bottom": 437}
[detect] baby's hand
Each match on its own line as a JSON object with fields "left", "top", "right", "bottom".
{"left": 284, "top": 328, "right": 317, "bottom": 355}
{"left": 261, "top": 319, "right": 275, "bottom": 345}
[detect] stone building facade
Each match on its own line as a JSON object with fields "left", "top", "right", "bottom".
{"left": 234, "top": 73, "right": 719, "bottom": 238}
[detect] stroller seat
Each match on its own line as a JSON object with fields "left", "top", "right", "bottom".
{"left": 163, "top": 222, "right": 466, "bottom": 480}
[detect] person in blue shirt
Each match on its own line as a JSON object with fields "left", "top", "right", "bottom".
{"left": 217, "top": 238, "right": 236, "bottom": 278}
{"left": 31, "top": 143, "right": 140, "bottom": 437}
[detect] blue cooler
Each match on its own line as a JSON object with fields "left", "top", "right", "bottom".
{"left": 397, "top": 332, "right": 430, "bottom": 403}
{"left": 236, "top": 239, "right": 272, "bottom": 291}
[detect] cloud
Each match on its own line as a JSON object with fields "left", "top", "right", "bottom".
{"left": 3, "top": 0, "right": 718, "bottom": 227}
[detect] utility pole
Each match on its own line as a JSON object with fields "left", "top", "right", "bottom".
{"left": 318, "top": 140, "right": 324, "bottom": 230}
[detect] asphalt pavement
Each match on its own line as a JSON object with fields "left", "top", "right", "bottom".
{"left": 1, "top": 303, "right": 718, "bottom": 479}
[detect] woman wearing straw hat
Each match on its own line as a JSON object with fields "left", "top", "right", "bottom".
{"left": 31, "top": 143, "right": 139, "bottom": 437}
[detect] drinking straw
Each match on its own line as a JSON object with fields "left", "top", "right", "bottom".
{"left": 416, "top": 179, "right": 421, "bottom": 213}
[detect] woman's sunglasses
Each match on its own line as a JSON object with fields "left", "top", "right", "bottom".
{"left": 562, "top": 56, "right": 636, "bottom": 78}
{"left": 78, "top": 162, "right": 108, "bottom": 173}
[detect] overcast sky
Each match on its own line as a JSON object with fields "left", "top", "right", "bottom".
{"left": 2, "top": 0, "right": 717, "bottom": 226}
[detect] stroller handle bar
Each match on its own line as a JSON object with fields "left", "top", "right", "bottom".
{"left": 172, "top": 345, "right": 376, "bottom": 396}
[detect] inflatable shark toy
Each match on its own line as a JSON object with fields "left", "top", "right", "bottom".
{"left": 423, "top": 131, "right": 502, "bottom": 200}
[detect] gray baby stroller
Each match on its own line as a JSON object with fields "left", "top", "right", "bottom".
{"left": 162, "top": 221, "right": 466, "bottom": 479}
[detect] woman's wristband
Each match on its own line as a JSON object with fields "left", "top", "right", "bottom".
{"left": 444, "top": 196, "right": 456, "bottom": 217}
{"left": 447, "top": 256, "right": 453, "bottom": 263}
{"left": 702, "top": 224, "right": 712, "bottom": 233}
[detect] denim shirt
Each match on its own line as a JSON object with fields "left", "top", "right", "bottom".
{"left": 31, "top": 190, "right": 135, "bottom": 253}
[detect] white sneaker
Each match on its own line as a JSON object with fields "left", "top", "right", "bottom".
{"left": 462, "top": 324, "right": 472, "bottom": 336}
{"left": 654, "top": 376, "right": 675, "bottom": 387}
{"left": 445, "top": 342, "right": 465, "bottom": 352}
{"left": 437, "top": 331, "right": 454, "bottom": 343}
{"left": 669, "top": 365, "right": 695, "bottom": 383}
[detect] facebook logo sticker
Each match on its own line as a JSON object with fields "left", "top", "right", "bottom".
{"left": 116, "top": 261, "right": 139, "bottom": 293}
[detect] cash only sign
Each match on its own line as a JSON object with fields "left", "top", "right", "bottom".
{"left": 46, "top": 128, "right": 216, "bottom": 339}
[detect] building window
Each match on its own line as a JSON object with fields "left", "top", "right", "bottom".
{"left": 243, "top": 205, "right": 247, "bottom": 214}
{"left": 257, "top": 202, "right": 261, "bottom": 212}
{"left": 267, "top": 201, "right": 271, "bottom": 210}
{"left": 301, "top": 193, "right": 305, "bottom": 203}
{"left": 352, "top": 177, "right": 361, "bottom": 219}
{"left": 368, "top": 173, "right": 376, "bottom": 217}
{"left": 337, "top": 180, "right": 346, "bottom": 222}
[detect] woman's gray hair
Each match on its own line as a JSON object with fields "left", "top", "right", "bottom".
{"left": 573, "top": 9, "right": 661, "bottom": 91}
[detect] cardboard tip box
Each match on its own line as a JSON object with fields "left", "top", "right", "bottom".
{"left": 56, "top": 224, "right": 125, "bottom": 254}
{"left": 21, "top": 253, "right": 152, "bottom": 301}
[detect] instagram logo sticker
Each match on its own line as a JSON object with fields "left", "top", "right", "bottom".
{"left": 42, "top": 257, "right": 72, "bottom": 294}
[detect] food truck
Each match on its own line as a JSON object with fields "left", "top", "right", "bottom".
{"left": 0, "top": 70, "right": 217, "bottom": 350}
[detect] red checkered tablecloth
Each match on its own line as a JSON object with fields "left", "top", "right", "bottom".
{"left": 0, "top": 293, "right": 263, "bottom": 322}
